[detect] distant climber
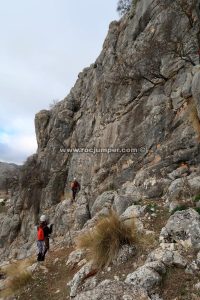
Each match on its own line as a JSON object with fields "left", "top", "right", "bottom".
{"left": 37, "top": 214, "right": 53, "bottom": 261}
{"left": 71, "top": 177, "right": 80, "bottom": 202}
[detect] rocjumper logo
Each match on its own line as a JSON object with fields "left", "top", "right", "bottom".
{"left": 60, "top": 147, "right": 147, "bottom": 154}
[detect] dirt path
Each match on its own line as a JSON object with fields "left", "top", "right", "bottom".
{"left": 15, "top": 247, "right": 77, "bottom": 300}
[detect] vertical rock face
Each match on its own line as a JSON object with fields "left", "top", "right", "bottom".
{"left": 0, "top": 162, "right": 19, "bottom": 192}
{"left": 1, "top": 0, "right": 200, "bottom": 260}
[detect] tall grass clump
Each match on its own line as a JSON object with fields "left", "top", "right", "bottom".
{"left": 76, "top": 210, "right": 136, "bottom": 268}
{"left": 9, "top": 272, "right": 32, "bottom": 292}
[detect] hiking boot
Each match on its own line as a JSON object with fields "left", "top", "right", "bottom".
{"left": 37, "top": 253, "right": 43, "bottom": 261}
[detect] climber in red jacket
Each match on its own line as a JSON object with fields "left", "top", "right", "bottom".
{"left": 71, "top": 177, "right": 80, "bottom": 202}
{"left": 37, "top": 215, "right": 53, "bottom": 261}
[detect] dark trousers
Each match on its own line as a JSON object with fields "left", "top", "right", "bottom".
{"left": 37, "top": 240, "right": 45, "bottom": 261}
{"left": 72, "top": 188, "right": 78, "bottom": 201}
{"left": 37, "top": 238, "right": 49, "bottom": 261}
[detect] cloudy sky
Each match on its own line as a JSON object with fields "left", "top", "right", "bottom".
{"left": 0, "top": 0, "right": 118, "bottom": 164}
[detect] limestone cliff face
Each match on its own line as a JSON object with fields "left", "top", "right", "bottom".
{"left": 1, "top": 0, "right": 200, "bottom": 261}
{"left": 0, "top": 162, "right": 19, "bottom": 192}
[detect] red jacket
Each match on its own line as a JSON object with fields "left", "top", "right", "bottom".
{"left": 71, "top": 180, "right": 80, "bottom": 190}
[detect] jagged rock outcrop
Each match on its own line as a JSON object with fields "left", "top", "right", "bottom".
{"left": 0, "top": 162, "right": 19, "bottom": 192}
{"left": 160, "top": 208, "right": 200, "bottom": 249}
{"left": 0, "top": 0, "right": 200, "bottom": 270}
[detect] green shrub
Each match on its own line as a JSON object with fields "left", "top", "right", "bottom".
{"left": 195, "top": 207, "right": 200, "bottom": 215}
{"left": 76, "top": 210, "right": 136, "bottom": 268}
{"left": 171, "top": 205, "right": 188, "bottom": 215}
{"left": 193, "top": 195, "right": 200, "bottom": 202}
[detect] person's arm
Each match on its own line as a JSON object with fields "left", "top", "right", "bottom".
{"left": 49, "top": 224, "right": 53, "bottom": 234}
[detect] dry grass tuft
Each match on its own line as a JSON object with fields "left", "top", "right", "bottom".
{"left": 8, "top": 272, "right": 32, "bottom": 292}
{"left": 76, "top": 210, "right": 136, "bottom": 268}
{"left": 0, "top": 256, "right": 35, "bottom": 298}
{"left": 136, "top": 232, "right": 158, "bottom": 252}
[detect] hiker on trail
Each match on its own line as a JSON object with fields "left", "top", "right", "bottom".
{"left": 71, "top": 177, "right": 80, "bottom": 202}
{"left": 37, "top": 219, "right": 45, "bottom": 261}
{"left": 37, "top": 215, "right": 53, "bottom": 261}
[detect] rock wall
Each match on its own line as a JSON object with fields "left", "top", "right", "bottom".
{"left": 0, "top": 162, "right": 19, "bottom": 192}
{"left": 0, "top": 0, "right": 200, "bottom": 261}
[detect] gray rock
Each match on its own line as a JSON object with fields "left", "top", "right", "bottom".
{"left": 113, "top": 194, "right": 136, "bottom": 215}
{"left": 150, "top": 294, "right": 163, "bottom": 300}
{"left": 113, "top": 245, "right": 136, "bottom": 266}
{"left": 182, "top": 72, "right": 193, "bottom": 99}
{"left": 125, "top": 261, "right": 165, "bottom": 292}
{"left": 0, "top": 162, "right": 19, "bottom": 191}
{"left": 75, "top": 203, "right": 90, "bottom": 230}
{"left": 194, "top": 282, "right": 200, "bottom": 290}
{"left": 120, "top": 205, "right": 147, "bottom": 220}
{"left": 146, "top": 247, "right": 187, "bottom": 268}
{"left": 173, "top": 251, "right": 188, "bottom": 268}
{"left": 0, "top": 214, "right": 21, "bottom": 248}
{"left": 160, "top": 56, "right": 185, "bottom": 78}
{"left": 81, "top": 276, "right": 98, "bottom": 293}
{"left": 91, "top": 191, "right": 116, "bottom": 217}
{"left": 171, "top": 89, "right": 185, "bottom": 111}
{"left": 196, "top": 251, "right": 200, "bottom": 266}
{"left": 168, "top": 165, "right": 189, "bottom": 181}
{"left": 66, "top": 249, "right": 86, "bottom": 268}
{"left": 160, "top": 209, "right": 200, "bottom": 249}
{"left": 192, "top": 67, "right": 200, "bottom": 119}
{"left": 188, "top": 176, "right": 200, "bottom": 194}
{"left": 69, "top": 262, "right": 94, "bottom": 297}
{"left": 185, "top": 261, "right": 199, "bottom": 275}
{"left": 120, "top": 182, "right": 143, "bottom": 203}
{"left": 74, "top": 280, "right": 150, "bottom": 300}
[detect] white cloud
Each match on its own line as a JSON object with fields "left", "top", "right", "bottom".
{"left": 0, "top": 133, "right": 10, "bottom": 144}
{"left": 10, "top": 134, "right": 37, "bottom": 155}
{"left": 0, "top": 0, "right": 118, "bottom": 164}
{"left": 0, "top": 131, "right": 37, "bottom": 164}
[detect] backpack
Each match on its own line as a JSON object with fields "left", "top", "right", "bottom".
{"left": 37, "top": 226, "right": 44, "bottom": 241}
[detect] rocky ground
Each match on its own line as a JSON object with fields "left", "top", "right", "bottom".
{"left": 1, "top": 196, "right": 200, "bottom": 299}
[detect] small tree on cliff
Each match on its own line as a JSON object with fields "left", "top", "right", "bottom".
{"left": 117, "top": 0, "right": 132, "bottom": 16}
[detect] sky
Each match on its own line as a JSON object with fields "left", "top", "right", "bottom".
{"left": 0, "top": 0, "right": 118, "bottom": 164}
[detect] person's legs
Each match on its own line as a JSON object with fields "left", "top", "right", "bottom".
{"left": 73, "top": 188, "right": 77, "bottom": 201}
{"left": 71, "top": 189, "right": 76, "bottom": 203}
{"left": 37, "top": 241, "right": 45, "bottom": 261}
{"left": 42, "top": 238, "right": 49, "bottom": 261}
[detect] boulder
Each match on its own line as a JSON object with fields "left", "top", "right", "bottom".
{"left": 160, "top": 209, "right": 200, "bottom": 249}
{"left": 125, "top": 261, "right": 166, "bottom": 292}
{"left": 146, "top": 247, "right": 187, "bottom": 268}
{"left": 66, "top": 249, "right": 86, "bottom": 268}
{"left": 91, "top": 191, "right": 116, "bottom": 217}
{"left": 120, "top": 205, "right": 147, "bottom": 220}
{"left": 75, "top": 204, "right": 90, "bottom": 230}
{"left": 74, "top": 280, "right": 150, "bottom": 300}
{"left": 113, "top": 194, "right": 135, "bottom": 215}
{"left": 69, "top": 262, "right": 94, "bottom": 297}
